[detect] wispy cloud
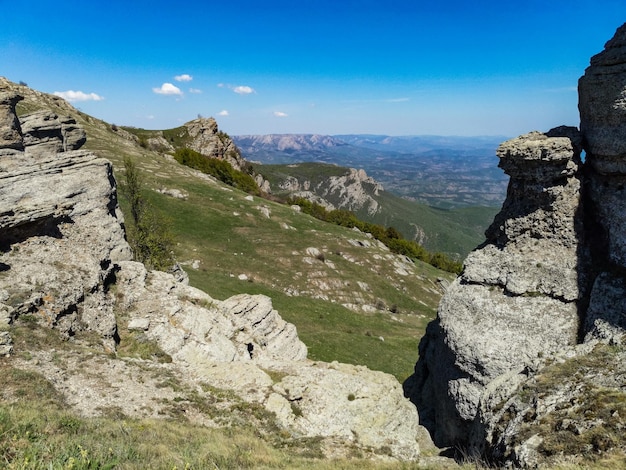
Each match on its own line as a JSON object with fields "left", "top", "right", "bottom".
{"left": 217, "top": 83, "right": 256, "bottom": 95}
{"left": 233, "top": 85, "right": 255, "bottom": 95}
{"left": 189, "top": 88, "right": 202, "bottom": 94}
{"left": 217, "top": 110, "right": 229, "bottom": 116}
{"left": 385, "top": 97, "right": 410, "bottom": 103}
{"left": 153, "top": 83, "right": 183, "bottom": 96}
{"left": 273, "top": 111, "right": 288, "bottom": 117}
{"left": 175, "top": 74, "right": 193, "bottom": 82}
{"left": 53, "top": 90, "right": 104, "bottom": 102}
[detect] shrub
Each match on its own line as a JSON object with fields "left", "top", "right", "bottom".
{"left": 288, "top": 197, "right": 462, "bottom": 274}
{"left": 173, "top": 148, "right": 260, "bottom": 195}
{"left": 121, "top": 157, "right": 175, "bottom": 271}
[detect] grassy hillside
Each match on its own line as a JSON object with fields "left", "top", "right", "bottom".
{"left": 13, "top": 90, "right": 452, "bottom": 383}
{"left": 258, "top": 162, "right": 497, "bottom": 258}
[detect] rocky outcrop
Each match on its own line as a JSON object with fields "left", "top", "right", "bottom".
{"left": 406, "top": 128, "right": 585, "bottom": 448}
{"left": 322, "top": 168, "right": 383, "bottom": 216}
{"left": 279, "top": 167, "right": 384, "bottom": 216}
{"left": 179, "top": 116, "right": 276, "bottom": 192}
{"left": 0, "top": 83, "right": 424, "bottom": 460}
{"left": 579, "top": 23, "right": 626, "bottom": 346}
{"left": 407, "top": 23, "right": 626, "bottom": 466}
{"left": 0, "top": 96, "right": 131, "bottom": 349}
{"left": 20, "top": 110, "right": 86, "bottom": 156}
{"left": 184, "top": 117, "right": 247, "bottom": 172}
{"left": 0, "top": 92, "right": 23, "bottom": 152}
{"left": 112, "top": 260, "right": 422, "bottom": 459}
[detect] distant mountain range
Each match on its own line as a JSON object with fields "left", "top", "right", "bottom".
{"left": 233, "top": 134, "right": 510, "bottom": 209}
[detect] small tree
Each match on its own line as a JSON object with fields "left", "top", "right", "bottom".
{"left": 121, "top": 157, "right": 174, "bottom": 271}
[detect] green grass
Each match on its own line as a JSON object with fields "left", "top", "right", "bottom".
{"left": 119, "top": 172, "right": 447, "bottom": 381}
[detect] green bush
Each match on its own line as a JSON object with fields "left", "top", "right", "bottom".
{"left": 122, "top": 157, "right": 175, "bottom": 271}
{"left": 174, "top": 148, "right": 260, "bottom": 195}
{"left": 288, "top": 197, "right": 462, "bottom": 274}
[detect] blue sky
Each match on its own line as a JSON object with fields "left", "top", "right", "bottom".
{"left": 2, "top": 0, "right": 625, "bottom": 136}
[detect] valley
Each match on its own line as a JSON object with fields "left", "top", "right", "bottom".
{"left": 234, "top": 133, "right": 509, "bottom": 209}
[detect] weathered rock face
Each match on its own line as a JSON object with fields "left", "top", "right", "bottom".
{"left": 407, "top": 23, "right": 626, "bottom": 466}
{"left": 407, "top": 128, "right": 585, "bottom": 448}
{"left": 279, "top": 167, "right": 384, "bottom": 216}
{"left": 20, "top": 110, "right": 86, "bottom": 156}
{"left": 0, "top": 94, "right": 132, "bottom": 349}
{"left": 580, "top": 23, "right": 626, "bottom": 268}
{"left": 0, "top": 92, "right": 24, "bottom": 152}
{"left": 112, "top": 260, "right": 422, "bottom": 458}
{"left": 184, "top": 117, "right": 247, "bottom": 171}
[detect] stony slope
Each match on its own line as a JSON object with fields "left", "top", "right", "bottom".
{"left": 0, "top": 83, "right": 440, "bottom": 462}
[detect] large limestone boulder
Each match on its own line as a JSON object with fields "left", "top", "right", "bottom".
{"left": 0, "top": 150, "right": 131, "bottom": 347}
{"left": 580, "top": 22, "right": 626, "bottom": 345}
{"left": 114, "top": 260, "right": 422, "bottom": 459}
{"left": 407, "top": 23, "right": 626, "bottom": 467}
{"left": 406, "top": 128, "right": 585, "bottom": 448}
{"left": 115, "top": 261, "right": 308, "bottom": 364}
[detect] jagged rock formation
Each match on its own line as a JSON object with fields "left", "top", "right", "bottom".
{"left": 0, "top": 84, "right": 423, "bottom": 460}
{"left": 20, "top": 110, "right": 86, "bottom": 156}
{"left": 0, "top": 92, "right": 23, "bottom": 151}
{"left": 183, "top": 117, "right": 247, "bottom": 172}
{"left": 278, "top": 167, "right": 384, "bottom": 216}
{"left": 406, "top": 23, "right": 626, "bottom": 467}
{"left": 0, "top": 92, "right": 131, "bottom": 350}
{"left": 406, "top": 128, "right": 585, "bottom": 448}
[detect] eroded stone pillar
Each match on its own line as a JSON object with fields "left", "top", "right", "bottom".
{"left": 0, "top": 92, "right": 24, "bottom": 151}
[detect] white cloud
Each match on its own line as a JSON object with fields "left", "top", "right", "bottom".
{"left": 217, "top": 110, "right": 229, "bottom": 116}
{"left": 175, "top": 74, "right": 193, "bottom": 82}
{"left": 189, "top": 88, "right": 202, "bottom": 94}
{"left": 233, "top": 85, "right": 255, "bottom": 95}
{"left": 152, "top": 83, "right": 183, "bottom": 96}
{"left": 273, "top": 111, "right": 288, "bottom": 117}
{"left": 53, "top": 90, "right": 104, "bottom": 102}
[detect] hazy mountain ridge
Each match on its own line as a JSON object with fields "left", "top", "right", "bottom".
{"left": 234, "top": 133, "right": 509, "bottom": 208}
